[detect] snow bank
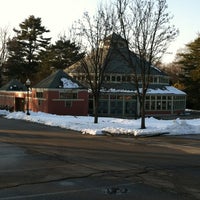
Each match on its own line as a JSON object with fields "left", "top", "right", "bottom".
{"left": 166, "top": 118, "right": 200, "bottom": 135}
{"left": 1, "top": 110, "right": 200, "bottom": 136}
{"left": 0, "top": 110, "right": 10, "bottom": 116}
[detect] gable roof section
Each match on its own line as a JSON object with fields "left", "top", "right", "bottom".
{"left": 0, "top": 79, "right": 26, "bottom": 91}
{"left": 33, "top": 69, "right": 85, "bottom": 89}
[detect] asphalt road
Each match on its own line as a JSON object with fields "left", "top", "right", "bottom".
{"left": 0, "top": 116, "right": 199, "bottom": 200}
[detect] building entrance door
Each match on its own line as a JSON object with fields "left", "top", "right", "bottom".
{"left": 15, "top": 97, "right": 25, "bottom": 111}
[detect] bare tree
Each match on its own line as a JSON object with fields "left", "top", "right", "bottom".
{"left": 72, "top": 3, "right": 116, "bottom": 123}
{"left": 0, "top": 26, "right": 9, "bottom": 85}
{"left": 116, "top": 0, "right": 178, "bottom": 128}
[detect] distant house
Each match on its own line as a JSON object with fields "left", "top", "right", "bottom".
{"left": 31, "top": 70, "right": 88, "bottom": 115}
{"left": 0, "top": 70, "right": 88, "bottom": 116}
{"left": 0, "top": 79, "right": 27, "bottom": 111}
{"left": 67, "top": 33, "right": 186, "bottom": 117}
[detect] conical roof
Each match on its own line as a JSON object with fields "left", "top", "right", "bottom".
{"left": 67, "top": 33, "right": 167, "bottom": 76}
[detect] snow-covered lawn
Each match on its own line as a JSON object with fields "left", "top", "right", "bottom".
{"left": 1, "top": 110, "right": 199, "bottom": 136}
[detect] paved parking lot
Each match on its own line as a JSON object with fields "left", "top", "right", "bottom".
{"left": 0, "top": 116, "right": 200, "bottom": 199}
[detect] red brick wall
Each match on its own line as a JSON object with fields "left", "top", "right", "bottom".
{"left": 0, "top": 92, "right": 15, "bottom": 108}
{"left": 31, "top": 89, "right": 88, "bottom": 116}
{"left": 0, "top": 91, "right": 26, "bottom": 111}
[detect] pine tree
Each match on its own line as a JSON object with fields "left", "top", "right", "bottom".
{"left": 5, "top": 37, "right": 26, "bottom": 79}
{"left": 177, "top": 36, "right": 200, "bottom": 109}
{"left": 6, "top": 15, "right": 51, "bottom": 83}
{"left": 36, "top": 36, "right": 84, "bottom": 82}
{"left": 43, "top": 35, "right": 84, "bottom": 70}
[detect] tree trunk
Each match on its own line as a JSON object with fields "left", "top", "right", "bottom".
{"left": 93, "top": 94, "right": 99, "bottom": 123}
{"left": 140, "top": 94, "right": 146, "bottom": 129}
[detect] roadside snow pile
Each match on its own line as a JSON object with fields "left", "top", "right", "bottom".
{"left": 1, "top": 110, "right": 200, "bottom": 136}
{"left": 167, "top": 119, "right": 200, "bottom": 135}
{"left": 0, "top": 110, "right": 9, "bottom": 116}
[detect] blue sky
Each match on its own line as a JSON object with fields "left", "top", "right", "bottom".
{"left": 0, "top": 0, "right": 199, "bottom": 63}
{"left": 165, "top": 0, "right": 200, "bottom": 62}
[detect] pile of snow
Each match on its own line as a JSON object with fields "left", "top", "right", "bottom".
{"left": 1, "top": 110, "right": 199, "bottom": 136}
{"left": 0, "top": 110, "right": 10, "bottom": 116}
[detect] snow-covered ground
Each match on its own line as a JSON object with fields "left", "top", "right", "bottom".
{"left": 1, "top": 110, "right": 199, "bottom": 136}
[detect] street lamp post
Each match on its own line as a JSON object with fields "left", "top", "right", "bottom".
{"left": 25, "top": 79, "right": 31, "bottom": 115}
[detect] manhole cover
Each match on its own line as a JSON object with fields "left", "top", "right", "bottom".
{"left": 104, "top": 187, "right": 128, "bottom": 195}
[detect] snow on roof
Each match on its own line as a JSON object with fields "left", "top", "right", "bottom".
{"left": 61, "top": 77, "right": 79, "bottom": 89}
{"left": 147, "top": 86, "right": 186, "bottom": 95}
{"left": 101, "top": 88, "right": 133, "bottom": 93}
{"left": 151, "top": 65, "right": 162, "bottom": 73}
{"left": 101, "top": 86, "right": 186, "bottom": 95}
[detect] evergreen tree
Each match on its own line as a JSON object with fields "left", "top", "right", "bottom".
{"left": 36, "top": 36, "right": 84, "bottom": 82}
{"left": 6, "top": 15, "right": 51, "bottom": 83}
{"left": 177, "top": 35, "right": 200, "bottom": 109}
{"left": 43, "top": 36, "right": 84, "bottom": 69}
{"left": 5, "top": 37, "right": 26, "bottom": 79}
